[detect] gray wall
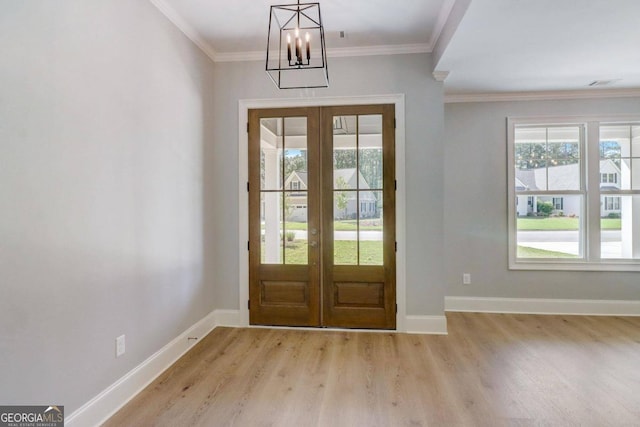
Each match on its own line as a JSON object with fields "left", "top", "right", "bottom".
{"left": 445, "top": 97, "right": 640, "bottom": 300}
{"left": 211, "top": 53, "right": 446, "bottom": 316}
{"left": 0, "top": 1, "right": 216, "bottom": 412}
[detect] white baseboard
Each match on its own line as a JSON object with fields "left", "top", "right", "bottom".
{"left": 405, "top": 315, "right": 448, "bottom": 335}
{"left": 66, "top": 310, "right": 220, "bottom": 427}
{"left": 445, "top": 296, "right": 640, "bottom": 316}
{"left": 66, "top": 308, "right": 449, "bottom": 426}
{"left": 213, "top": 309, "right": 241, "bottom": 327}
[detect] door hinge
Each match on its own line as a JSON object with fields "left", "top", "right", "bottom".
{"left": 394, "top": 180, "right": 397, "bottom": 191}
{"left": 394, "top": 118, "right": 396, "bottom": 129}
{"left": 395, "top": 303, "right": 398, "bottom": 314}
{"left": 247, "top": 181, "right": 250, "bottom": 192}
{"left": 248, "top": 241, "right": 250, "bottom": 251}
{"left": 247, "top": 122, "right": 249, "bottom": 133}
{"left": 395, "top": 241, "right": 397, "bottom": 252}
{"left": 248, "top": 300, "right": 250, "bottom": 310}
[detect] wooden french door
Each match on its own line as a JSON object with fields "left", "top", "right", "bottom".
{"left": 248, "top": 104, "right": 395, "bottom": 329}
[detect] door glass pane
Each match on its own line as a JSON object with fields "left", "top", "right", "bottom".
{"left": 333, "top": 115, "right": 357, "bottom": 189}
{"left": 334, "top": 191, "right": 357, "bottom": 265}
{"left": 284, "top": 192, "right": 307, "bottom": 265}
{"left": 359, "top": 190, "right": 383, "bottom": 265}
{"left": 516, "top": 194, "right": 582, "bottom": 258}
{"left": 284, "top": 117, "right": 308, "bottom": 185}
{"left": 358, "top": 115, "right": 383, "bottom": 190}
{"left": 260, "top": 118, "right": 283, "bottom": 190}
{"left": 261, "top": 191, "right": 283, "bottom": 264}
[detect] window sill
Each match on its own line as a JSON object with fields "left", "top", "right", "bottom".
{"left": 510, "top": 260, "right": 640, "bottom": 272}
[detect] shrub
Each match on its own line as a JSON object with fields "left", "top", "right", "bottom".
{"left": 608, "top": 212, "right": 621, "bottom": 219}
{"left": 536, "top": 200, "right": 553, "bottom": 216}
{"left": 285, "top": 231, "right": 296, "bottom": 242}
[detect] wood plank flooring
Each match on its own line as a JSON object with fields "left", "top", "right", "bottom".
{"left": 103, "top": 313, "right": 640, "bottom": 426}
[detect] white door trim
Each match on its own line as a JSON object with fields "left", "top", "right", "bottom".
{"left": 238, "top": 94, "right": 407, "bottom": 331}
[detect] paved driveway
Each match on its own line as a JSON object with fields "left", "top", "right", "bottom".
{"left": 518, "top": 230, "right": 622, "bottom": 257}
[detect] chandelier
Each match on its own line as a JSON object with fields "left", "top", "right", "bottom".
{"left": 266, "top": 0, "right": 329, "bottom": 89}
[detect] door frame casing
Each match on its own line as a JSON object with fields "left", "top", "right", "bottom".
{"left": 238, "top": 94, "right": 406, "bottom": 331}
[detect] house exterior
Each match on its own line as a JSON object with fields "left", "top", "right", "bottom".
{"left": 284, "top": 169, "right": 379, "bottom": 221}
{"left": 516, "top": 159, "right": 623, "bottom": 217}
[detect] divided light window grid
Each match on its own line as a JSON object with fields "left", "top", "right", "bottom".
{"left": 508, "top": 117, "right": 640, "bottom": 271}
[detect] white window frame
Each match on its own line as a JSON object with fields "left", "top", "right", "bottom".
{"left": 552, "top": 197, "right": 564, "bottom": 210}
{"left": 604, "top": 196, "right": 620, "bottom": 211}
{"left": 507, "top": 115, "right": 640, "bottom": 272}
{"left": 601, "top": 173, "right": 617, "bottom": 183}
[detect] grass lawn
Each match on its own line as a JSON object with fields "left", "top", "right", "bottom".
{"left": 517, "top": 217, "right": 621, "bottom": 230}
{"left": 517, "top": 245, "right": 579, "bottom": 258}
{"left": 266, "top": 220, "right": 383, "bottom": 231}
{"left": 601, "top": 218, "right": 621, "bottom": 229}
{"left": 262, "top": 240, "right": 383, "bottom": 265}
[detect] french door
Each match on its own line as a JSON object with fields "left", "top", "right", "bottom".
{"left": 248, "top": 104, "right": 395, "bottom": 329}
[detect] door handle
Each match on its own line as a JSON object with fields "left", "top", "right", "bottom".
{"left": 309, "top": 241, "right": 318, "bottom": 248}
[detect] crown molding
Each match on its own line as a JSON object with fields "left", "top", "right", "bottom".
{"left": 428, "top": 0, "right": 457, "bottom": 51}
{"left": 149, "top": 0, "right": 217, "bottom": 63}
{"left": 214, "top": 43, "right": 431, "bottom": 62}
{"left": 328, "top": 43, "right": 430, "bottom": 58}
{"left": 214, "top": 50, "right": 265, "bottom": 62}
{"left": 445, "top": 88, "right": 640, "bottom": 103}
{"left": 151, "top": 0, "right": 448, "bottom": 63}
{"left": 433, "top": 71, "right": 450, "bottom": 82}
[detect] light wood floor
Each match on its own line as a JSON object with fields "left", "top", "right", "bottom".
{"left": 104, "top": 313, "right": 640, "bottom": 426}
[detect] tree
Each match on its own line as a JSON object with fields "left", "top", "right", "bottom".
{"left": 284, "top": 193, "right": 294, "bottom": 219}
{"left": 333, "top": 148, "right": 382, "bottom": 189}
{"left": 515, "top": 141, "right": 580, "bottom": 170}
{"left": 284, "top": 152, "right": 307, "bottom": 179}
{"left": 335, "top": 176, "right": 348, "bottom": 219}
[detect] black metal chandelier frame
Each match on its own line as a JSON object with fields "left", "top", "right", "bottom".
{"left": 265, "top": 0, "right": 329, "bottom": 89}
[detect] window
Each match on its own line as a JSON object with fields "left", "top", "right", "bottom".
{"left": 552, "top": 197, "right": 564, "bottom": 210}
{"left": 601, "top": 173, "right": 618, "bottom": 184}
{"left": 603, "top": 197, "right": 620, "bottom": 211}
{"left": 291, "top": 181, "right": 300, "bottom": 190}
{"left": 508, "top": 117, "right": 640, "bottom": 270}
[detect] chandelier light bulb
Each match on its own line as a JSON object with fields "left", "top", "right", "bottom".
{"left": 265, "top": 0, "right": 329, "bottom": 88}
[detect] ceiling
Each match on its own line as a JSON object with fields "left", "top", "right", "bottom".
{"left": 437, "top": 0, "right": 640, "bottom": 95}
{"left": 155, "top": 0, "right": 450, "bottom": 56}
{"left": 153, "top": 0, "right": 640, "bottom": 95}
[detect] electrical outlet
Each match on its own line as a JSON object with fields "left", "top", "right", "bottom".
{"left": 463, "top": 273, "right": 471, "bottom": 285}
{"left": 116, "top": 335, "right": 126, "bottom": 357}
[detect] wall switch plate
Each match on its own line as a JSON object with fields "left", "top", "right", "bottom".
{"left": 463, "top": 273, "right": 471, "bottom": 285}
{"left": 116, "top": 335, "right": 126, "bottom": 357}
